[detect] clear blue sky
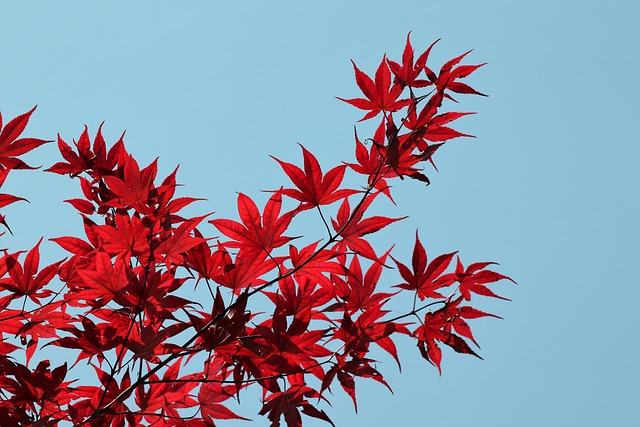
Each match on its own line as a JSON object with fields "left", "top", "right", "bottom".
{"left": 1, "top": 1, "right": 639, "bottom": 426}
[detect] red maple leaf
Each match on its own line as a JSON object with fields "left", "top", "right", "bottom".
{"left": 155, "top": 214, "right": 209, "bottom": 268}
{"left": 387, "top": 33, "right": 438, "bottom": 88}
{"left": 264, "top": 275, "right": 333, "bottom": 322}
{"left": 435, "top": 49, "right": 488, "bottom": 100}
{"left": 0, "top": 360, "right": 75, "bottom": 420}
{"left": 337, "top": 57, "right": 411, "bottom": 122}
{"left": 119, "top": 268, "right": 193, "bottom": 325}
{"left": 255, "top": 309, "right": 332, "bottom": 380}
{"left": 103, "top": 155, "right": 159, "bottom": 211}
{"left": 413, "top": 297, "right": 498, "bottom": 374}
{"left": 330, "top": 251, "right": 396, "bottom": 314}
{"left": 259, "top": 384, "right": 335, "bottom": 427}
{"left": 210, "top": 191, "right": 295, "bottom": 256}
{"left": 124, "top": 322, "right": 186, "bottom": 363}
{"left": 94, "top": 212, "right": 150, "bottom": 261}
{"left": 455, "top": 257, "right": 515, "bottom": 301}
{"left": 186, "top": 288, "right": 250, "bottom": 352}
{"left": 272, "top": 144, "right": 357, "bottom": 212}
{"left": 0, "top": 106, "right": 50, "bottom": 171}
{"left": 74, "top": 251, "right": 130, "bottom": 307}
{"left": 392, "top": 231, "right": 458, "bottom": 300}
{"left": 331, "top": 193, "right": 404, "bottom": 261}
{"left": 345, "top": 128, "right": 395, "bottom": 203}
{"left": 46, "top": 123, "right": 124, "bottom": 177}
{"left": 183, "top": 236, "right": 233, "bottom": 284}
{"left": 0, "top": 239, "right": 62, "bottom": 304}
{"left": 320, "top": 352, "right": 390, "bottom": 412}
{"left": 285, "top": 241, "right": 343, "bottom": 292}
{"left": 51, "top": 316, "right": 122, "bottom": 367}
{"left": 71, "top": 368, "right": 137, "bottom": 426}
{"left": 135, "top": 362, "right": 199, "bottom": 423}
{"left": 199, "top": 382, "right": 251, "bottom": 424}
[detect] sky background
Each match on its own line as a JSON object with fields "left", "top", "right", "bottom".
{"left": 1, "top": 1, "right": 639, "bottom": 426}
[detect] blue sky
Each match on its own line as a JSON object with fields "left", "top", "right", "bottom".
{"left": 1, "top": 1, "right": 639, "bottom": 426}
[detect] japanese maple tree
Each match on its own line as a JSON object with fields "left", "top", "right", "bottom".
{"left": 0, "top": 33, "right": 514, "bottom": 426}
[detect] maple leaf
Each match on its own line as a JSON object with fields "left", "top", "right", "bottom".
{"left": 330, "top": 251, "right": 396, "bottom": 314}
{"left": 211, "top": 250, "right": 282, "bottom": 293}
{"left": 0, "top": 239, "right": 62, "bottom": 304}
{"left": 46, "top": 123, "right": 125, "bottom": 177}
{"left": 50, "top": 316, "right": 122, "bottom": 367}
{"left": 74, "top": 251, "right": 130, "bottom": 307}
{"left": 135, "top": 362, "right": 199, "bottom": 422}
{"left": 94, "top": 212, "right": 150, "bottom": 261}
{"left": 345, "top": 127, "right": 395, "bottom": 203}
{"left": 387, "top": 33, "right": 438, "bottom": 88}
{"left": 15, "top": 302, "right": 72, "bottom": 366}
{"left": 72, "top": 367, "right": 137, "bottom": 426}
{"left": 264, "top": 275, "right": 333, "bottom": 323}
{"left": 332, "top": 305, "right": 409, "bottom": 370}
{"left": 186, "top": 288, "right": 250, "bottom": 352}
{"left": 285, "top": 241, "right": 343, "bottom": 292}
{"left": 154, "top": 165, "right": 205, "bottom": 220}
{"left": 259, "top": 384, "right": 335, "bottom": 427}
{"left": 403, "top": 103, "right": 475, "bottom": 161}
{"left": 183, "top": 237, "right": 232, "bottom": 284}
{"left": 331, "top": 193, "right": 405, "bottom": 261}
{"left": 125, "top": 322, "right": 186, "bottom": 363}
{"left": 155, "top": 214, "right": 209, "bottom": 268}
{"left": 337, "top": 57, "right": 411, "bottom": 121}
{"left": 210, "top": 191, "right": 296, "bottom": 256}
{"left": 455, "top": 257, "right": 515, "bottom": 301}
{"left": 121, "top": 268, "right": 193, "bottom": 325}
{"left": 392, "top": 231, "right": 458, "bottom": 300}
{"left": 413, "top": 297, "right": 497, "bottom": 374}
{"left": 435, "top": 49, "right": 488, "bottom": 100}
{"left": 0, "top": 360, "right": 75, "bottom": 420}
{"left": 382, "top": 114, "right": 433, "bottom": 183}
{"left": 325, "top": 306, "right": 408, "bottom": 407}
{"left": 199, "top": 382, "right": 251, "bottom": 424}
{"left": 103, "top": 155, "right": 158, "bottom": 210}
{"left": 320, "top": 352, "right": 390, "bottom": 413}
{"left": 272, "top": 144, "right": 357, "bottom": 211}
{"left": 0, "top": 106, "right": 50, "bottom": 171}
{"left": 255, "top": 309, "right": 332, "bottom": 379}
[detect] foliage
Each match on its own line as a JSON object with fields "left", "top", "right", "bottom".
{"left": 0, "top": 34, "right": 513, "bottom": 426}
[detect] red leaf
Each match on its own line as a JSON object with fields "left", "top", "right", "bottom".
{"left": 337, "top": 58, "right": 411, "bottom": 121}
{"left": 455, "top": 257, "right": 515, "bottom": 301}
{"left": 210, "top": 191, "right": 295, "bottom": 256}
{"left": 331, "top": 193, "right": 405, "bottom": 262}
{"left": 63, "top": 198, "right": 95, "bottom": 214}
{"left": 387, "top": 33, "right": 437, "bottom": 88}
{"left": 0, "top": 239, "right": 61, "bottom": 304}
{"left": 413, "top": 298, "right": 484, "bottom": 374}
{"left": 155, "top": 214, "right": 209, "bottom": 267}
{"left": 272, "top": 144, "right": 357, "bottom": 211}
{"left": 392, "top": 231, "right": 457, "bottom": 300}
{"left": 0, "top": 193, "right": 27, "bottom": 209}
{"left": 50, "top": 236, "right": 95, "bottom": 256}
{"left": 0, "top": 106, "right": 50, "bottom": 170}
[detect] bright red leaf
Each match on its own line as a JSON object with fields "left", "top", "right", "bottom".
{"left": 337, "top": 58, "right": 412, "bottom": 121}
{"left": 272, "top": 144, "right": 357, "bottom": 211}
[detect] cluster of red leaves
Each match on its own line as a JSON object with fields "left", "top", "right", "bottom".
{"left": 0, "top": 34, "right": 513, "bottom": 427}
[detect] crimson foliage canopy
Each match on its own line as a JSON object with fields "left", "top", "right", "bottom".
{"left": 0, "top": 34, "right": 513, "bottom": 426}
